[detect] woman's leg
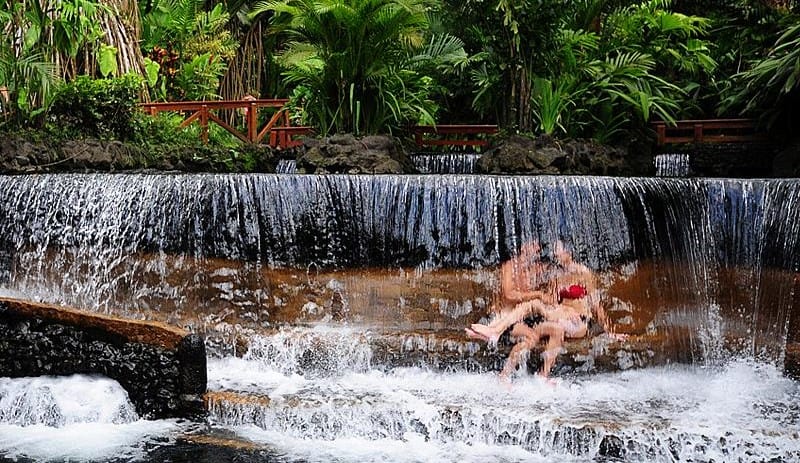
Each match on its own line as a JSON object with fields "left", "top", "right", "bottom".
{"left": 499, "top": 337, "right": 536, "bottom": 380}
{"left": 470, "top": 300, "right": 550, "bottom": 342}
{"left": 537, "top": 323, "right": 566, "bottom": 378}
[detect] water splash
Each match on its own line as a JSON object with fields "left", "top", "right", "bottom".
{"left": 0, "top": 375, "right": 138, "bottom": 426}
{"left": 242, "top": 327, "right": 374, "bottom": 377}
{"left": 206, "top": 359, "right": 800, "bottom": 462}
{"left": 0, "top": 375, "right": 186, "bottom": 462}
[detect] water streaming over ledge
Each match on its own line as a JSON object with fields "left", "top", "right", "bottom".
{"left": 277, "top": 153, "right": 483, "bottom": 175}
{"left": 0, "top": 173, "right": 799, "bottom": 461}
{"left": 654, "top": 153, "right": 690, "bottom": 177}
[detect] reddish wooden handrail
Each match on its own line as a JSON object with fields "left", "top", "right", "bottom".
{"left": 139, "top": 99, "right": 313, "bottom": 148}
{"left": 652, "top": 119, "right": 767, "bottom": 145}
{"left": 412, "top": 124, "right": 498, "bottom": 148}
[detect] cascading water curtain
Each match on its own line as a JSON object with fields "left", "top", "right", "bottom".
{"left": 0, "top": 174, "right": 797, "bottom": 365}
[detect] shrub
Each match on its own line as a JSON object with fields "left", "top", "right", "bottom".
{"left": 48, "top": 75, "right": 143, "bottom": 140}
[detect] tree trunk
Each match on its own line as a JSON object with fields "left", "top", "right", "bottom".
{"left": 99, "top": 0, "right": 147, "bottom": 98}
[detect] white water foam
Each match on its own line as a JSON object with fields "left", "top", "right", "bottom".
{"left": 0, "top": 375, "right": 181, "bottom": 462}
{"left": 207, "top": 358, "right": 800, "bottom": 462}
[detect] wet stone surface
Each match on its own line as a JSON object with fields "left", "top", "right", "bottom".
{"left": 0, "top": 307, "right": 205, "bottom": 419}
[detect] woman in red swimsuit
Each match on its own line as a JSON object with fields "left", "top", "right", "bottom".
{"left": 468, "top": 241, "right": 612, "bottom": 379}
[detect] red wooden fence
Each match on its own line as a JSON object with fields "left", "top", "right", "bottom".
{"left": 653, "top": 119, "right": 767, "bottom": 145}
{"left": 139, "top": 99, "right": 313, "bottom": 149}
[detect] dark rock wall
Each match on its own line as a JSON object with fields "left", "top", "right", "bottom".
{"left": 659, "top": 142, "right": 779, "bottom": 178}
{"left": 476, "top": 134, "right": 635, "bottom": 176}
{"left": 0, "top": 136, "right": 278, "bottom": 174}
{"left": 297, "top": 134, "right": 417, "bottom": 174}
{"left": 0, "top": 300, "right": 206, "bottom": 420}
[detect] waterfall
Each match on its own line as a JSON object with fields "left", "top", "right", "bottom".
{"left": 277, "top": 159, "right": 297, "bottom": 174}
{"left": 412, "top": 153, "right": 481, "bottom": 174}
{"left": 0, "top": 174, "right": 797, "bottom": 364}
{"left": 654, "top": 153, "right": 690, "bottom": 177}
{"left": 1, "top": 173, "right": 798, "bottom": 462}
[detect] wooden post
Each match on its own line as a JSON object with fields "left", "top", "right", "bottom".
{"left": 282, "top": 109, "right": 291, "bottom": 148}
{"left": 247, "top": 102, "right": 257, "bottom": 143}
{"left": 656, "top": 123, "right": 666, "bottom": 145}
{"left": 200, "top": 105, "right": 209, "bottom": 144}
{"left": 694, "top": 123, "right": 703, "bottom": 143}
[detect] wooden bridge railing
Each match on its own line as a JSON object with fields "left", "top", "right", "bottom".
{"left": 412, "top": 125, "right": 499, "bottom": 148}
{"left": 139, "top": 99, "right": 313, "bottom": 149}
{"left": 653, "top": 119, "right": 767, "bottom": 145}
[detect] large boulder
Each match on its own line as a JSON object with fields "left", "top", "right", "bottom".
{"left": 476, "top": 134, "right": 629, "bottom": 175}
{"left": 296, "top": 134, "right": 417, "bottom": 174}
{"left": 0, "top": 136, "right": 58, "bottom": 172}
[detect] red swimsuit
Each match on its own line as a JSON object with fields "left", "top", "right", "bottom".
{"left": 558, "top": 284, "right": 587, "bottom": 301}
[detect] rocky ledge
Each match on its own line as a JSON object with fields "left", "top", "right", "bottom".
{"left": 296, "top": 134, "right": 417, "bottom": 174}
{"left": 0, "top": 135, "right": 278, "bottom": 174}
{"left": 0, "top": 297, "right": 207, "bottom": 419}
{"left": 476, "top": 134, "right": 634, "bottom": 176}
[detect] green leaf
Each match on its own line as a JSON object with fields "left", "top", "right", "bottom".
{"left": 97, "top": 45, "right": 118, "bottom": 78}
{"left": 143, "top": 57, "right": 161, "bottom": 88}
{"left": 24, "top": 24, "right": 41, "bottom": 51}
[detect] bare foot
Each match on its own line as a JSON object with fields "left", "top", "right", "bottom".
{"left": 498, "top": 373, "right": 514, "bottom": 391}
{"left": 464, "top": 327, "right": 489, "bottom": 342}
{"left": 537, "top": 374, "right": 558, "bottom": 388}
{"left": 470, "top": 323, "right": 500, "bottom": 344}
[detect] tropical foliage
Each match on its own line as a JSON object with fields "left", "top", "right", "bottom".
{"left": 722, "top": 19, "right": 800, "bottom": 130}
{"left": 141, "top": 0, "right": 238, "bottom": 100}
{"left": 0, "top": 0, "right": 799, "bottom": 146}
{"left": 250, "top": 0, "right": 468, "bottom": 134}
{"left": 48, "top": 74, "right": 142, "bottom": 139}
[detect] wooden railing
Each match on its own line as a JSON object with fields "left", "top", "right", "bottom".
{"left": 139, "top": 99, "right": 313, "bottom": 149}
{"left": 411, "top": 125, "right": 498, "bottom": 148}
{"left": 653, "top": 119, "right": 767, "bottom": 145}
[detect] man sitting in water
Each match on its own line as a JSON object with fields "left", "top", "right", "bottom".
{"left": 465, "top": 240, "right": 555, "bottom": 343}
{"left": 467, "top": 240, "right": 617, "bottom": 379}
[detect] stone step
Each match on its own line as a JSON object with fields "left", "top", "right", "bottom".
{"left": 203, "top": 325, "right": 697, "bottom": 376}
{"left": 202, "top": 368, "right": 799, "bottom": 462}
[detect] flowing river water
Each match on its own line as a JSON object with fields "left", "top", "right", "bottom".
{"left": 0, "top": 173, "right": 798, "bottom": 462}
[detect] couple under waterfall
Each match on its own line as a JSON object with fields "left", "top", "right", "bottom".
{"left": 466, "top": 240, "right": 621, "bottom": 381}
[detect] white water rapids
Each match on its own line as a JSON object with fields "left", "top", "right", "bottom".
{"left": 0, "top": 357, "right": 797, "bottom": 462}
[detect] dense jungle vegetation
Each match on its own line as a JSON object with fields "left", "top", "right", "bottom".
{"left": 0, "top": 0, "right": 798, "bottom": 147}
